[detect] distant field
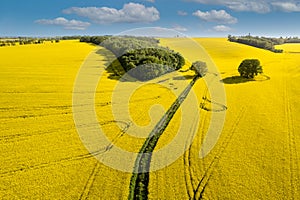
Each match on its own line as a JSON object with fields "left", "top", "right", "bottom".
{"left": 276, "top": 43, "right": 300, "bottom": 53}
{"left": 1, "top": 38, "right": 300, "bottom": 199}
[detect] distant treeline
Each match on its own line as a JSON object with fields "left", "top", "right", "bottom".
{"left": 0, "top": 37, "right": 62, "bottom": 47}
{"left": 228, "top": 35, "right": 300, "bottom": 53}
{"left": 0, "top": 36, "right": 87, "bottom": 47}
{"left": 79, "top": 35, "right": 159, "bottom": 48}
{"left": 80, "top": 36, "right": 185, "bottom": 81}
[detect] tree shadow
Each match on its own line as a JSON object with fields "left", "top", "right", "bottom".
{"left": 173, "top": 74, "right": 195, "bottom": 80}
{"left": 95, "top": 48, "right": 137, "bottom": 82}
{"left": 221, "top": 74, "right": 270, "bottom": 84}
{"left": 286, "top": 51, "right": 300, "bottom": 54}
{"left": 221, "top": 76, "right": 254, "bottom": 84}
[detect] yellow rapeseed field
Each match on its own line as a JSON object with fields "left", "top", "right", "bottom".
{"left": 1, "top": 38, "right": 300, "bottom": 199}
{"left": 0, "top": 41, "right": 102, "bottom": 199}
{"left": 157, "top": 38, "right": 300, "bottom": 199}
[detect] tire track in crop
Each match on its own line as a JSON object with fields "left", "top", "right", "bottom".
{"left": 79, "top": 162, "right": 101, "bottom": 200}
{"left": 0, "top": 96, "right": 161, "bottom": 120}
{"left": 183, "top": 142, "right": 196, "bottom": 199}
{"left": 128, "top": 76, "right": 200, "bottom": 200}
{"left": 0, "top": 126, "right": 74, "bottom": 143}
{"left": 183, "top": 82, "right": 210, "bottom": 198}
{"left": 199, "top": 86, "right": 227, "bottom": 112}
{"left": 193, "top": 107, "right": 246, "bottom": 199}
{"left": 0, "top": 120, "right": 129, "bottom": 144}
{"left": 183, "top": 109, "right": 208, "bottom": 199}
{"left": 284, "top": 74, "right": 299, "bottom": 198}
{"left": 0, "top": 111, "right": 73, "bottom": 120}
{"left": 0, "top": 95, "right": 159, "bottom": 142}
{"left": 0, "top": 151, "right": 96, "bottom": 178}
{"left": 0, "top": 121, "right": 131, "bottom": 178}
{"left": 183, "top": 73, "right": 226, "bottom": 199}
{"left": 200, "top": 97, "right": 227, "bottom": 112}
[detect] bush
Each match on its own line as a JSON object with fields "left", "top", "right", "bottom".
{"left": 238, "top": 59, "right": 263, "bottom": 78}
{"left": 190, "top": 61, "right": 208, "bottom": 77}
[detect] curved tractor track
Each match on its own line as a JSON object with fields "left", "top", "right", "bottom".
{"left": 183, "top": 107, "right": 245, "bottom": 199}
{"left": 191, "top": 107, "right": 246, "bottom": 199}
{"left": 183, "top": 87, "right": 237, "bottom": 199}
{"left": 0, "top": 120, "right": 130, "bottom": 179}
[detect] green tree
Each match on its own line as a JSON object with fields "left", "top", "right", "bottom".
{"left": 190, "top": 61, "right": 208, "bottom": 77}
{"left": 238, "top": 59, "right": 263, "bottom": 78}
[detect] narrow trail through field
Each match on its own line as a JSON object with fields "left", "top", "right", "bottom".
{"left": 128, "top": 76, "right": 200, "bottom": 200}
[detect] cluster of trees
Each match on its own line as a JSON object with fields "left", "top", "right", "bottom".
{"left": 80, "top": 36, "right": 185, "bottom": 81}
{"left": 101, "top": 36, "right": 160, "bottom": 56}
{"left": 0, "top": 40, "right": 17, "bottom": 47}
{"left": 228, "top": 35, "right": 283, "bottom": 53}
{"left": 121, "top": 48, "right": 185, "bottom": 81}
{"left": 79, "top": 36, "right": 110, "bottom": 45}
{"left": 228, "top": 35, "right": 300, "bottom": 53}
{"left": 251, "top": 36, "right": 300, "bottom": 45}
{"left": 60, "top": 36, "right": 81, "bottom": 40}
{"left": 284, "top": 37, "right": 300, "bottom": 43}
{"left": 80, "top": 35, "right": 159, "bottom": 49}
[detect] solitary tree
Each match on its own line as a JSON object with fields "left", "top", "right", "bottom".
{"left": 238, "top": 59, "right": 263, "bottom": 78}
{"left": 190, "top": 61, "right": 208, "bottom": 77}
